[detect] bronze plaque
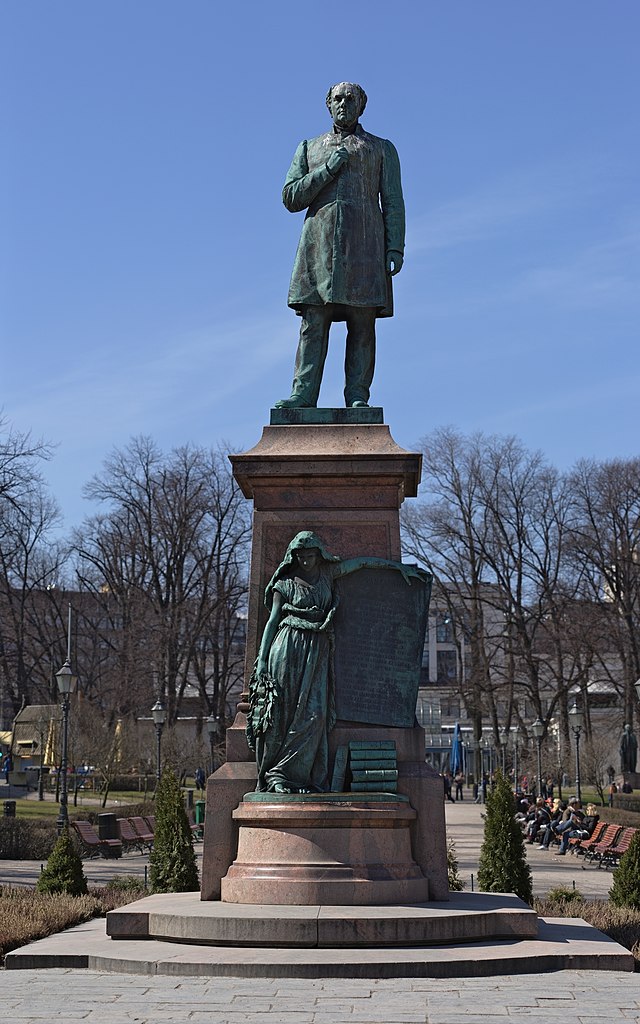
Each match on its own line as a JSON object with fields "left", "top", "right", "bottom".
{"left": 333, "top": 568, "right": 431, "bottom": 727}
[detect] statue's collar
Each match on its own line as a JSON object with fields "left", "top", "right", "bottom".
{"left": 332, "top": 122, "right": 361, "bottom": 138}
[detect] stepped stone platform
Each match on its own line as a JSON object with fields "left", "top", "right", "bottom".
{"left": 106, "top": 891, "right": 537, "bottom": 945}
{"left": 6, "top": 892, "right": 634, "bottom": 977}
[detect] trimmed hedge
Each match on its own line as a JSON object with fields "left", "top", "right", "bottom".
{"left": 0, "top": 819, "right": 57, "bottom": 860}
{"left": 0, "top": 801, "right": 156, "bottom": 859}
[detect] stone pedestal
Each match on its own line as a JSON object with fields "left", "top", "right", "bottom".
{"left": 230, "top": 417, "right": 422, "bottom": 693}
{"left": 200, "top": 412, "right": 449, "bottom": 904}
{"left": 220, "top": 795, "right": 430, "bottom": 906}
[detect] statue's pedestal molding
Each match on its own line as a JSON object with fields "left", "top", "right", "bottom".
{"left": 220, "top": 795, "right": 430, "bottom": 906}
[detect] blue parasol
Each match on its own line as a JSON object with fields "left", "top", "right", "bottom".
{"left": 450, "top": 722, "right": 465, "bottom": 776}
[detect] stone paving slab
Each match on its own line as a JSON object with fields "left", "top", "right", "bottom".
{"left": 0, "top": 968, "right": 639, "bottom": 1022}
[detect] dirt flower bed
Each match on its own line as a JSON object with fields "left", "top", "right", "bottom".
{"left": 0, "top": 880, "right": 146, "bottom": 964}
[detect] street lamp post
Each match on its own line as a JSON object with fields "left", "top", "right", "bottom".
{"left": 500, "top": 727, "right": 509, "bottom": 774}
{"left": 206, "top": 714, "right": 217, "bottom": 775}
{"left": 569, "top": 702, "right": 584, "bottom": 803}
{"left": 151, "top": 700, "right": 166, "bottom": 784}
{"left": 513, "top": 725, "right": 521, "bottom": 791}
{"left": 55, "top": 662, "right": 76, "bottom": 833}
{"left": 55, "top": 604, "right": 77, "bottom": 834}
{"left": 37, "top": 714, "right": 47, "bottom": 802}
{"left": 532, "top": 718, "right": 544, "bottom": 800}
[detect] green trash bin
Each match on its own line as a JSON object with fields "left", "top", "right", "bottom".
{"left": 195, "top": 800, "right": 206, "bottom": 826}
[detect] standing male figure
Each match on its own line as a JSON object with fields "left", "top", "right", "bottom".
{"left": 276, "top": 82, "right": 405, "bottom": 410}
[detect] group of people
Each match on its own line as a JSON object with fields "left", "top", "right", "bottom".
{"left": 441, "top": 770, "right": 491, "bottom": 804}
{"left": 518, "top": 795, "right": 599, "bottom": 855}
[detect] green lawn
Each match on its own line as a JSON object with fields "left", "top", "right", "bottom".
{"left": 11, "top": 793, "right": 144, "bottom": 821}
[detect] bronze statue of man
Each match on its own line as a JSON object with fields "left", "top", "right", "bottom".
{"left": 275, "top": 82, "right": 405, "bottom": 410}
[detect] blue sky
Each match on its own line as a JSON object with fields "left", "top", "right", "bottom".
{"left": 2, "top": 1, "right": 639, "bottom": 530}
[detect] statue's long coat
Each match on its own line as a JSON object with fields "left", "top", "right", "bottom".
{"left": 283, "top": 124, "right": 405, "bottom": 318}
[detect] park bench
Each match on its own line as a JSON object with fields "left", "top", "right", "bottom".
{"left": 117, "top": 817, "right": 147, "bottom": 854}
{"left": 600, "top": 826, "right": 638, "bottom": 869}
{"left": 569, "top": 819, "right": 606, "bottom": 855}
{"left": 581, "top": 824, "right": 623, "bottom": 868}
{"left": 129, "top": 816, "right": 154, "bottom": 850}
{"left": 71, "top": 820, "right": 123, "bottom": 859}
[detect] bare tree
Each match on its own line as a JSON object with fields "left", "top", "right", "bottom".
{"left": 0, "top": 418, "right": 68, "bottom": 717}
{"left": 403, "top": 428, "right": 586, "bottom": 761}
{"left": 73, "top": 437, "right": 250, "bottom": 727}
{"left": 568, "top": 458, "right": 640, "bottom": 727}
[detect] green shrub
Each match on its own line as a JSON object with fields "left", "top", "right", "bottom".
{"left": 103, "top": 874, "right": 146, "bottom": 893}
{"left": 610, "top": 830, "right": 640, "bottom": 910}
{"left": 149, "top": 769, "right": 199, "bottom": 894}
{"left": 0, "top": 819, "right": 57, "bottom": 860}
{"left": 477, "top": 769, "right": 533, "bottom": 905}
{"left": 544, "top": 886, "right": 584, "bottom": 906}
{"left": 447, "top": 840, "right": 464, "bottom": 891}
{"left": 36, "top": 828, "right": 88, "bottom": 896}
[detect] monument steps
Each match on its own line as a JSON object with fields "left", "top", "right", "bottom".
{"left": 105, "top": 891, "right": 538, "bottom": 947}
{"left": 6, "top": 900, "right": 633, "bottom": 978}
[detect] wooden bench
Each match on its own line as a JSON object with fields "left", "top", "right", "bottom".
{"left": 581, "top": 824, "right": 623, "bottom": 868}
{"left": 600, "top": 827, "right": 637, "bottom": 869}
{"left": 129, "top": 816, "right": 154, "bottom": 851}
{"left": 71, "top": 820, "right": 123, "bottom": 859}
{"left": 569, "top": 820, "right": 606, "bottom": 854}
{"left": 117, "top": 817, "right": 147, "bottom": 854}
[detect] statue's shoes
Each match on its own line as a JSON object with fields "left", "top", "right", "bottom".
{"left": 274, "top": 396, "right": 314, "bottom": 409}
{"left": 348, "top": 400, "right": 369, "bottom": 408}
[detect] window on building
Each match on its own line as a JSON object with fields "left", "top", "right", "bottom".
{"left": 440, "top": 698, "right": 460, "bottom": 718}
{"left": 419, "top": 649, "right": 431, "bottom": 686}
{"left": 437, "top": 649, "right": 457, "bottom": 684}
{"left": 436, "top": 611, "right": 455, "bottom": 644}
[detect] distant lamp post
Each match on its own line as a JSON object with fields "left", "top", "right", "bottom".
{"left": 500, "top": 728, "right": 509, "bottom": 773}
{"left": 532, "top": 718, "right": 545, "bottom": 800}
{"left": 55, "top": 659, "right": 77, "bottom": 834}
{"left": 151, "top": 700, "right": 166, "bottom": 784}
{"left": 37, "top": 714, "right": 48, "bottom": 802}
{"left": 513, "top": 725, "right": 521, "bottom": 791}
{"left": 206, "top": 714, "right": 217, "bottom": 775}
{"left": 569, "top": 702, "right": 584, "bottom": 803}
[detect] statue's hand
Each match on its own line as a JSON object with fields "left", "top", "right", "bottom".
{"left": 256, "top": 657, "right": 269, "bottom": 678}
{"left": 386, "top": 250, "right": 404, "bottom": 276}
{"left": 399, "top": 563, "right": 430, "bottom": 586}
{"left": 327, "top": 147, "right": 349, "bottom": 175}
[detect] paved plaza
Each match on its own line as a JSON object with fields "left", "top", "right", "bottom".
{"left": 1, "top": 795, "right": 637, "bottom": 1022}
{"left": 1, "top": 968, "right": 639, "bottom": 1022}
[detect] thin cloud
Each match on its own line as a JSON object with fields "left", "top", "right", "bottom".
{"left": 407, "top": 156, "right": 623, "bottom": 255}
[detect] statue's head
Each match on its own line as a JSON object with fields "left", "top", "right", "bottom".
{"left": 326, "top": 82, "right": 367, "bottom": 129}
{"left": 264, "top": 531, "right": 340, "bottom": 605}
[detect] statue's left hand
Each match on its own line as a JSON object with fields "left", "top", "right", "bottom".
{"left": 386, "top": 250, "right": 404, "bottom": 276}
{"left": 399, "top": 564, "right": 430, "bottom": 586}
